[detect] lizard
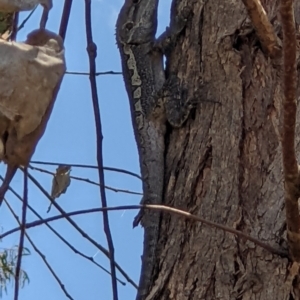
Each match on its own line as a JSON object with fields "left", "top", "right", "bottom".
{"left": 116, "top": 1, "right": 192, "bottom": 299}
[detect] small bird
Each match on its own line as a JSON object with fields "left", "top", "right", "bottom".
{"left": 47, "top": 165, "right": 71, "bottom": 213}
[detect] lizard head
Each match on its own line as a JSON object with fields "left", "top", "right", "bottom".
{"left": 116, "top": 0, "right": 158, "bottom": 45}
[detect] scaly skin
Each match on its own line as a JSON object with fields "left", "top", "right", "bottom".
{"left": 116, "top": 1, "right": 165, "bottom": 299}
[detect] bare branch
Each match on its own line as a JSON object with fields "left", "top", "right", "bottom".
{"left": 241, "top": 0, "right": 281, "bottom": 58}
{"left": 25, "top": 233, "right": 74, "bottom": 299}
{"left": 0, "top": 166, "right": 17, "bottom": 205}
{"left": 17, "top": 6, "right": 37, "bottom": 32}
{"left": 84, "top": 0, "right": 118, "bottom": 298}
{"left": 1, "top": 204, "right": 288, "bottom": 258}
{"left": 10, "top": 12, "right": 19, "bottom": 41}
{"left": 59, "top": 0, "right": 73, "bottom": 40}
{"left": 30, "top": 161, "right": 142, "bottom": 180}
{"left": 13, "top": 167, "right": 28, "bottom": 300}
{"left": 0, "top": 175, "right": 126, "bottom": 286}
{"left": 4, "top": 199, "right": 74, "bottom": 300}
{"left": 39, "top": 6, "right": 49, "bottom": 29}
{"left": 23, "top": 170, "right": 138, "bottom": 289}
{"left": 65, "top": 70, "right": 122, "bottom": 76}
{"left": 28, "top": 165, "right": 142, "bottom": 196}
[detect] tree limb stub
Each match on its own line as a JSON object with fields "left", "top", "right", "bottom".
{"left": 280, "top": 0, "right": 300, "bottom": 262}
{"left": 242, "top": 0, "right": 281, "bottom": 58}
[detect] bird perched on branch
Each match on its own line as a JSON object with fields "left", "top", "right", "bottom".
{"left": 47, "top": 165, "right": 71, "bottom": 213}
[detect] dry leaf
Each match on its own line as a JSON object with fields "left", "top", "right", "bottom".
{"left": 47, "top": 165, "right": 71, "bottom": 213}
{"left": 0, "top": 0, "right": 52, "bottom": 12}
{"left": 0, "top": 28, "right": 66, "bottom": 166}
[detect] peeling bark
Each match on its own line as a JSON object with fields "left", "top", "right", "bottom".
{"left": 147, "top": 0, "right": 300, "bottom": 298}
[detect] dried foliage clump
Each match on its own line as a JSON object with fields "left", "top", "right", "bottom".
{"left": 0, "top": 0, "right": 52, "bottom": 12}
{"left": 0, "top": 29, "right": 65, "bottom": 166}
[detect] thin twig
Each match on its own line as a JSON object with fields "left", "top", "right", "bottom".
{"left": 30, "top": 161, "right": 141, "bottom": 180}
{"left": 22, "top": 170, "right": 138, "bottom": 289}
{"left": 241, "top": 0, "right": 281, "bottom": 58}
{"left": 4, "top": 199, "right": 74, "bottom": 300}
{"left": 280, "top": 0, "right": 300, "bottom": 262}
{"left": 17, "top": 6, "right": 38, "bottom": 32}
{"left": 10, "top": 12, "right": 19, "bottom": 41}
{"left": 59, "top": 0, "right": 73, "bottom": 40}
{"left": 40, "top": 7, "right": 49, "bottom": 29}
{"left": 28, "top": 165, "right": 142, "bottom": 196}
{"left": 0, "top": 166, "right": 18, "bottom": 205}
{"left": 65, "top": 71, "right": 122, "bottom": 76}
{"left": 25, "top": 233, "right": 74, "bottom": 299}
{"left": 13, "top": 168, "right": 28, "bottom": 300}
{"left": 84, "top": 1, "right": 118, "bottom": 298}
{"left": 1, "top": 204, "right": 288, "bottom": 258}
{"left": 0, "top": 176, "right": 126, "bottom": 286}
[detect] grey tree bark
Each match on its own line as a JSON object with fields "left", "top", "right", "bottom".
{"left": 147, "top": 0, "right": 300, "bottom": 299}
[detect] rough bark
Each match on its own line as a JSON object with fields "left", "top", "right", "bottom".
{"left": 148, "top": 0, "right": 300, "bottom": 299}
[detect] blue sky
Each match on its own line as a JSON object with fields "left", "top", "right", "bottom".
{"left": 0, "top": 0, "right": 171, "bottom": 299}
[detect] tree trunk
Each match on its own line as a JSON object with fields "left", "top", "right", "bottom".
{"left": 149, "top": 0, "right": 299, "bottom": 299}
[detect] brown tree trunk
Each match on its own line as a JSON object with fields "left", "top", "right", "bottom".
{"left": 149, "top": 0, "right": 299, "bottom": 298}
